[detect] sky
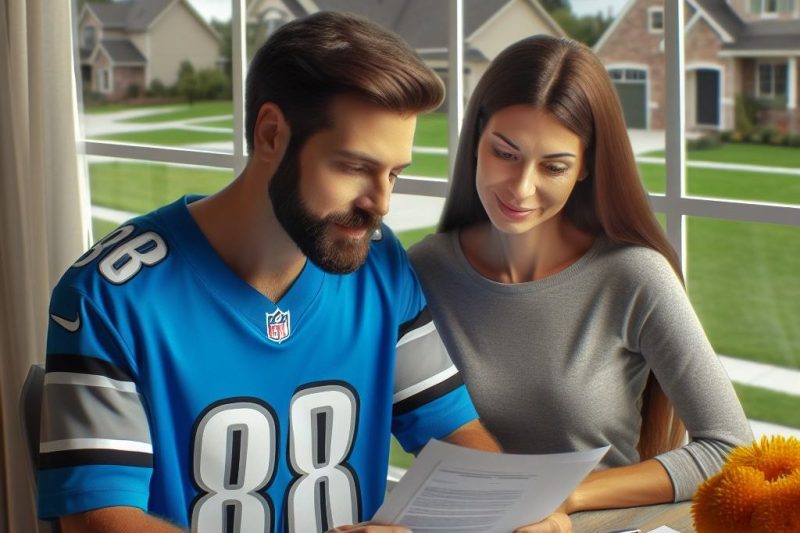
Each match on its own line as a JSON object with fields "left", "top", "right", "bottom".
{"left": 187, "top": 0, "right": 631, "bottom": 24}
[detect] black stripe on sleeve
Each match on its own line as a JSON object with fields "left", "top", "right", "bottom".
{"left": 46, "top": 354, "right": 134, "bottom": 382}
{"left": 392, "top": 372, "right": 464, "bottom": 416}
{"left": 397, "top": 307, "right": 432, "bottom": 342}
{"left": 39, "top": 449, "right": 153, "bottom": 470}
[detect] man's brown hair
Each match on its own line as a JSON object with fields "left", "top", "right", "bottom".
{"left": 245, "top": 11, "right": 444, "bottom": 153}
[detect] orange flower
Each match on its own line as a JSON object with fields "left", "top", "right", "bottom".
{"left": 692, "top": 435, "right": 800, "bottom": 533}
{"left": 727, "top": 435, "right": 800, "bottom": 482}
{"left": 751, "top": 471, "right": 800, "bottom": 533}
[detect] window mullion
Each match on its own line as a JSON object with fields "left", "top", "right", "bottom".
{"left": 664, "top": 0, "right": 687, "bottom": 272}
{"left": 447, "top": 0, "right": 464, "bottom": 186}
{"left": 232, "top": 0, "right": 247, "bottom": 174}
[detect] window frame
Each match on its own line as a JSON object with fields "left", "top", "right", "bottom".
{"left": 647, "top": 6, "right": 664, "bottom": 34}
{"left": 78, "top": 0, "right": 800, "bottom": 274}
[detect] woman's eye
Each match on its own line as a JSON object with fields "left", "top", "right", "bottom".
{"left": 545, "top": 164, "right": 568, "bottom": 175}
{"left": 492, "top": 147, "right": 516, "bottom": 161}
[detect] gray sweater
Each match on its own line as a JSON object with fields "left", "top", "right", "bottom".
{"left": 408, "top": 231, "right": 752, "bottom": 501}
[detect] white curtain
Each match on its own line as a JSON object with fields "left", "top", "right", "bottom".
{"left": 0, "top": 0, "right": 91, "bottom": 531}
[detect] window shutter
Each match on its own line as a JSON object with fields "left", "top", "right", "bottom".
{"left": 749, "top": 0, "right": 762, "bottom": 13}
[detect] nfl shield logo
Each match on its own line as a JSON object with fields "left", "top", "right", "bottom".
{"left": 266, "top": 308, "right": 291, "bottom": 344}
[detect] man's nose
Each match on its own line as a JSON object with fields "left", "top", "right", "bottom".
{"left": 356, "top": 175, "right": 392, "bottom": 218}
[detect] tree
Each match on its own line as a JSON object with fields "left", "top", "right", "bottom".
{"left": 175, "top": 61, "right": 200, "bottom": 104}
{"left": 541, "top": 2, "right": 612, "bottom": 47}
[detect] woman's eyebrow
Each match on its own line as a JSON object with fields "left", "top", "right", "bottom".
{"left": 491, "top": 132, "right": 520, "bottom": 150}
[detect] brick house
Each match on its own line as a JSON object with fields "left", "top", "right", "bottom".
{"left": 594, "top": 0, "right": 800, "bottom": 132}
{"left": 79, "top": 0, "right": 221, "bottom": 101}
{"left": 246, "top": 0, "right": 566, "bottom": 107}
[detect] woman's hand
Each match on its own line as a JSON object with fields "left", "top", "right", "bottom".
{"left": 513, "top": 512, "right": 572, "bottom": 532}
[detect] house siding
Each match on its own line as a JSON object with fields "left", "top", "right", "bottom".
{"left": 686, "top": 17, "right": 732, "bottom": 129}
{"left": 147, "top": 0, "right": 219, "bottom": 86}
{"left": 728, "top": 0, "right": 800, "bottom": 22}
{"left": 467, "top": 0, "right": 561, "bottom": 99}
{"left": 111, "top": 66, "right": 147, "bottom": 100}
{"left": 595, "top": 0, "right": 670, "bottom": 128}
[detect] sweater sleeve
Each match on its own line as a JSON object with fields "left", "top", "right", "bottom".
{"left": 631, "top": 251, "right": 753, "bottom": 501}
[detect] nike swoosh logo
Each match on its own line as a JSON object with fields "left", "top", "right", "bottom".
{"left": 50, "top": 313, "right": 81, "bottom": 332}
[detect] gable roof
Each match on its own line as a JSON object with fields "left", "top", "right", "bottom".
{"left": 88, "top": 0, "right": 173, "bottom": 31}
{"left": 309, "top": 0, "right": 512, "bottom": 49}
{"left": 597, "top": 0, "right": 800, "bottom": 54}
{"left": 99, "top": 39, "right": 148, "bottom": 64}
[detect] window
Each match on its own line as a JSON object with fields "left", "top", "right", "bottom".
{"left": 82, "top": 25, "right": 96, "bottom": 50}
{"left": 648, "top": 7, "right": 664, "bottom": 33}
{"left": 71, "top": 0, "right": 800, "bottom": 456}
{"left": 99, "top": 68, "right": 111, "bottom": 94}
{"left": 750, "top": 0, "right": 795, "bottom": 15}
{"left": 758, "top": 62, "right": 788, "bottom": 98}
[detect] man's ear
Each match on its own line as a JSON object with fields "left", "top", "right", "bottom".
{"left": 254, "top": 102, "right": 290, "bottom": 162}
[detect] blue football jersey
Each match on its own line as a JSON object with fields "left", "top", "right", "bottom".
{"left": 38, "top": 196, "right": 477, "bottom": 532}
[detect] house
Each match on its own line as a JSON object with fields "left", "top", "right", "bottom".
{"left": 79, "top": 0, "right": 221, "bottom": 101}
{"left": 245, "top": 0, "right": 566, "bottom": 106}
{"left": 594, "top": 0, "right": 800, "bottom": 132}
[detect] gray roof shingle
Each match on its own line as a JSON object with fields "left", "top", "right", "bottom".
{"left": 87, "top": 0, "right": 172, "bottom": 31}
{"left": 312, "top": 0, "right": 522, "bottom": 50}
{"left": 695, "top": 0, "right": 800, "bottom": 52}
{"left": 100, "top": 39, "right": 148, "bottom": 64}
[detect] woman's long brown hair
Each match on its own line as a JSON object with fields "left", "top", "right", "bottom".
{"left": 440, "top": 35, "right": 686, "bottom": 459}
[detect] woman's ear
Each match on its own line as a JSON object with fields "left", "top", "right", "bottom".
{"left": 253, "top": 102, "right": 290, "bottom": 162}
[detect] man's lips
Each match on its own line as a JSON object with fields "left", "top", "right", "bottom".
{"left": 334, "top": 223, "right": 370, "bottom": 239}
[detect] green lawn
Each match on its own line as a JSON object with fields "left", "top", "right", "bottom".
{"left": 733, "top": 384, "right": 800, "bottom": 430}
{"left": 195, "top": 118, "right": 234, "bottom": 129}
{"left": 405, "top": 153, "right": 448, "bottom": 178}
{"left": 414, "top": 113, "right": 448, "bottom": 148}
{"left": 96, "top": 129, "right": 233, "bottom": 146}
{"left": 120, "top": 101, "right": 233, "bottom": 123}
{"left": 638, "top": 164, "right": 800, "bottom": 204}
{"left": 644, "top": 143, "right": 800, "bottom": 168}
{"left": 89, "top": 162, "right": 232, "bottom": 214}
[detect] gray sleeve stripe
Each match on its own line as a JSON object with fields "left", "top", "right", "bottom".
{"left": 40, "top": 438, "right": 153, "bottom": 454}
{"left": 42, "top": 383, "right": 151, "bottom": 445}
{"left": 394, "top": 322, "right": 457, "bottom": 395}
{"left": 396, "top": 321, "right": 436, "bottom": 348}
{"left": 394, "top": 365, "right": 459, "bottom": 403}
{"left": 45, "top": 371, "right": 137, "bottom": 393}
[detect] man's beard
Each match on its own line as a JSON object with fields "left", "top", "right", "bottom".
{"left": 269, "top": 142, "right": 381, "bottom": 274}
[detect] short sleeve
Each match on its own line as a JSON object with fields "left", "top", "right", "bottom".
{"left": 391, "top": 284, "right": 478, "bottom": 452}
{"left": 38, "top": 286, "right": 153, "bottom": 519}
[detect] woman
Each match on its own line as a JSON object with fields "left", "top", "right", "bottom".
{"left": 408, "top": 35, "right": 752, "bottom": 514}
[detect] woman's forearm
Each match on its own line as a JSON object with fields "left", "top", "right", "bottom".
{"left": 565, "top": 459, "right": 675, "bottom": 513}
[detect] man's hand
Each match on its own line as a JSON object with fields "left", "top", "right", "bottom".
{"left": 327, "top": 523, "right": 411, "bottom": 532}
{"left": 513, "top": 512, "right": 572, "bottom": 532}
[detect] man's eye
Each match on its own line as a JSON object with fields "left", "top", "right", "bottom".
{"left": 341, "top": 163, "right": 366, "bottom": 174}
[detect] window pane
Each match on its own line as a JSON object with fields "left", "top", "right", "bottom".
{"left": 88, "top": 159, "right": 234, "bottom": 228}
{"left": 774, "top": 63, "right": 788, "bottom": 96}
{"left": 77, "top": 0, "right": 234, "bottom": 153}
{"left": 687, "top": 218, "right": 800, "bottom": 370}
{"left": 758, "top": 64, "right": 773, "bottom": 95}
{"left": 651, "top": 11, "right": 664, "bottom": 30}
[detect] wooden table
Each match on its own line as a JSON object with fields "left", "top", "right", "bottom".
{"left": 571, "top": 501, "right": 695, "bottom": 532}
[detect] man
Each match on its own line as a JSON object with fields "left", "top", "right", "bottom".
{"left": 39, "top": 12, "right": 571, "bottom": 533}
{"left": 38, "top": 12, "right": 498, "bottom": 533}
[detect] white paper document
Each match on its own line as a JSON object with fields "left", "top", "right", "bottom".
{"left": 373, "top": 440, "right": 609, "bottom": 532}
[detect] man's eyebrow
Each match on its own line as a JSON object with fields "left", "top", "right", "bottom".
{"left": 491, "top": 134, "right": 576, "bottom": 159}
{"left": 335, "top": 149, "right": 412, "bottom": 171}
